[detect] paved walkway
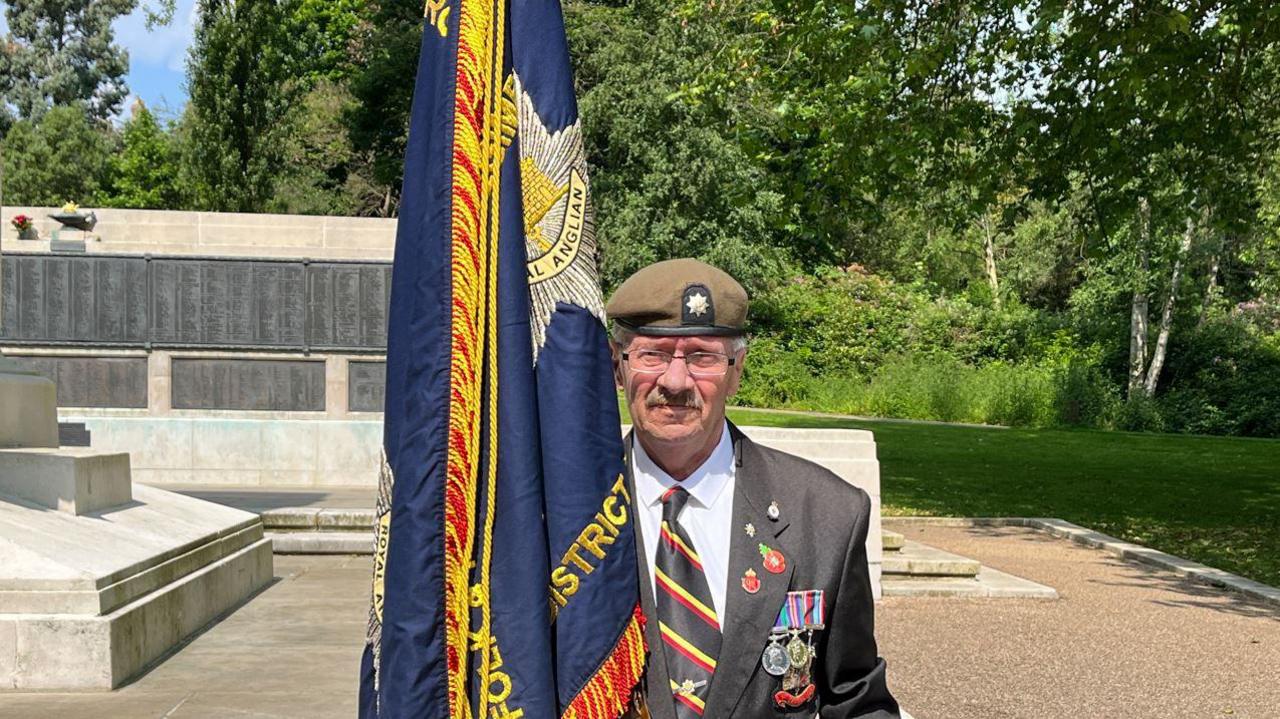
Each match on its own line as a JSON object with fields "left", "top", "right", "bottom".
{"left": 0, "top": 555, "right": 367, "bottom": 719}
{"left": 878, "top": 524, "right": 1280, "bottom": 719}
{"left": 4, "top": 523, "right": 1276, "bottom": 718}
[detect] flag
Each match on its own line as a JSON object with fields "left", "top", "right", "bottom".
{"left": 359, "top": 0, "right": 645, "bottom": 716}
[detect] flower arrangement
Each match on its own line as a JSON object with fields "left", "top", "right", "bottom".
{"left": 61, "top": 201, "right": 79, "bottom": 214}
{"left": 10, "top": 214, "right": 34, "bottom": 232}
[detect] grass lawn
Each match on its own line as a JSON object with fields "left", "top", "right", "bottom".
{"left": 721, "top": 407, "right": 1280, "bottom": 589}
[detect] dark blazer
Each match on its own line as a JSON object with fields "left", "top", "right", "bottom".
{"left": 628, "top": 423, "right": 899, "bottom": 719}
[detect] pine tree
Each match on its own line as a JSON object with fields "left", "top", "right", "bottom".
{"left": 0, "top": 0, "right": 135, "bottom": 124}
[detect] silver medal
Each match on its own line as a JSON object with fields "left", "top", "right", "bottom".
{"left": 761, "top": 639, "right": 791, "bottom": 676}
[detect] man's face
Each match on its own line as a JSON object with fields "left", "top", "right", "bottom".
{"left": 614, "top": 334, "right": 745, "bottom": 451}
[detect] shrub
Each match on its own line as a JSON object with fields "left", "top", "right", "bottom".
{"left": 1052, "top": 359, "right": 1119, "bottom": 428}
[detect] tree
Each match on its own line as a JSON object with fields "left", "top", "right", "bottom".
{"left": 0, "top": 104, "right": 116, "bottom": 205}
{"left": 1008, "top": 2, "right": 1280, "bottom": 400}
{"left": 102, "top": 99, "right": 183, "bottom": 209}
{"left": 269, "top": 79, "right": 385, "bottom": 216}
{"left": 345, "top": 0, "right": 425, "bottom": 216}
{"left": 279, "top": 0, "right": 367, "bottom": 83}
{"left": 0, "top": 1, "right": 173, "bottom": 124}
{"left": 181, "top": 0, "right": 294, "bottom": 212}
{"left": 567, "top": 0, "right": 793, "bottom": 293}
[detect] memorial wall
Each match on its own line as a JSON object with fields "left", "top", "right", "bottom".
{"left": 1, "top": 253, "right": 391, "bottom": 412}
{"left": 0, "top": 209, "right": 396, "bottom": 486}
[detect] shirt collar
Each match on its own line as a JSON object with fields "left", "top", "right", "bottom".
{"left": 633, "top": 422, "right": 734, "bottom": 511}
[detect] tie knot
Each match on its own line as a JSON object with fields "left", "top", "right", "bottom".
{"left": 660, "top": 486, "right": 690, "bottom": 522}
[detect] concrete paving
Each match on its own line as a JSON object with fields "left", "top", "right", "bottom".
{"left": 0, "top": 555, "right": 367, "bottom": 718}
{"left": 5, "top": 523, "right": 1277, "bottom": 718}
{"left": 878, "top": 524, "right": 1280, "bottom": 719}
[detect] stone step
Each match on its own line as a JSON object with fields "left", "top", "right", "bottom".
{"left": 269, "top": 531, "right": 373, "bottom": 554}
{"left": 261, "top": 507, "right": 374, "bottom": 531}
{"left": 882, "top": 540, "right": 981, "bottom": 578}
{"left": 883, "top": 529, "right": 905, "bottom": 552}
{"left": 881, "top": 566, "right": 1058, "bottom": 599}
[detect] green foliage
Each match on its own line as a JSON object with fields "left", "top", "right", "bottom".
{"left": 181, "top": 0, "right": 294, "bottom": 212}
{"left": 738, "top": 354, "right": 1065, "bottom": 429}
{"left": 749, "top": 267, "right": 1050, "bottom": 376}
{"left": 0, "top": 104, "right": 116, "bottom": 205}
{"left": 269, "top": 80, "right": 385, "bottom": 216}
{"left": 101, "top": 101, "right": 184, "bottom": 209}
{"left": 345, "top": 0, "right": 425, "bottom": 215}
{"left": 567, "top": 0, "right": 794, "bottom": 294}
{"left": 1156, "top": 314, "right": 1280, "bottom": 437}
{"left": 0, "top": 0, "right": 135, "bottom": 124}
{"left": 279, "top": 0, "right": 367, "bottom": 83}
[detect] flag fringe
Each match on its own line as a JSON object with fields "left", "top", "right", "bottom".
{"left": 562, "top": 604, "right": 648, "bottom": 719}
{"left": 445, "top": 0, "right": 503, "bottom": 714}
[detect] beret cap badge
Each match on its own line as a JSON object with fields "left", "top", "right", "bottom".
{"left": 605, "top": 258, "right": 747, "bottom": 336}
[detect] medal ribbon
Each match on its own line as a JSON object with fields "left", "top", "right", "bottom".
{"left": 773, "top": 590, "right": 826, "bottom": 630}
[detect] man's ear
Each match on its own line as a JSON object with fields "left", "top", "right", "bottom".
{"left": 611, "top": 344, "right": 625, "bottom": 390}
{"left": 725, "top": 348, "right": 746, "bottom": 397}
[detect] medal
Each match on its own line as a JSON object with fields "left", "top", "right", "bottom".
{"left": 741, "top": 568, "right": 760, "bottom": 594}
{"left": 783, "top": 632, "right": 803, "bottom": 665}
{"left": 785, "top": 632, "right": 810, "bottom": 667}
{"left": 759, "top": 543, "right": 786, "bottom": 574}
{"left": 761, "top": 636, "right": 790, "bottom": 676}
{"left": 770, "top": 591, "right": 824, "bottom": 709}
{"left": 767, "top": 501, "right": 780, "bottom": 521}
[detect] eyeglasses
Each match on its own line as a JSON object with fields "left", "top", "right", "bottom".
{"left": 621, "top": 349, "right": 735, "bottom": 376}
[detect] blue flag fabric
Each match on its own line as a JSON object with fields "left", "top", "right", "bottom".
{"left": 360, "top": 1, "right": 644, "bottom": 717}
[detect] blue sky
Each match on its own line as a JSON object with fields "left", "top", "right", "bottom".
{"left": 0, "top": 1, "right": 198, "bottom": 121}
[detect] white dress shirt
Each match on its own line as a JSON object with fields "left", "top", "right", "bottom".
{"left": 633, "top": 422, "right": 736, "bottom": 627}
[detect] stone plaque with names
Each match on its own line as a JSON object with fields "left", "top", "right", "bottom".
{"left": 0, "top": 255, "right": 148, "bottom": 344}
{"left": 2, "top": 254, "right": 390, "bottom": 352}
{"left": 307, "top": 263, "right": 392, "bottom": 349}
{"left": 348, "top": 361, "right": 387, "bottom": 412}
{"left": 171, "top": 358, "right": 326, "bottom": 411}
{"left": 13, "top": 356, "right": 148, "bottom": 408}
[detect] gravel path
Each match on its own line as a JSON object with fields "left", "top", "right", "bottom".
{"left": 877, "top": 524, "right": 1280, "bottom": 719}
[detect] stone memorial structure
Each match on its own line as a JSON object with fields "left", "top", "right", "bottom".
{"left": 0, "top": 223, "right": 274, "bottom": 690}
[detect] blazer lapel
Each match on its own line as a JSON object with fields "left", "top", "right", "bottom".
{"left": 626, "top": 432, "right": 677, "bottom": 719}
{"left": 703, "top": 425, "right": 793, "bottom": 717}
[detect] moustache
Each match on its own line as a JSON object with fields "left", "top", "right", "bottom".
{"left": 646, "top": 388, "right": 703, "bottom": 409}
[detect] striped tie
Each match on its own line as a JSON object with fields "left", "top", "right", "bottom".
{"left": 655, "top": 486, "right": 720, "bottom": 717}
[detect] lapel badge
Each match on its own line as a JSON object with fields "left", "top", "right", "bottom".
{"left": 744, "top": 522, "right": 756, "bottom": 538}
{"left": 759, "top": 543, "right": 786, "bottom": 574}
{"left": 767, "top": 501, "right": 780, "bottom": 521}
{"left": 741, "top": 568, "right": 761, "bottom": 594}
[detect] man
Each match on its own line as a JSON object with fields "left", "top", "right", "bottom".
{"left": 607, "top": 259, "right": 899, "bottom": 719}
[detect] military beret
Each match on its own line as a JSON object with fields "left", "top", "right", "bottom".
{"left": 606, "top": 258, "right": 747, "bottom": 336}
